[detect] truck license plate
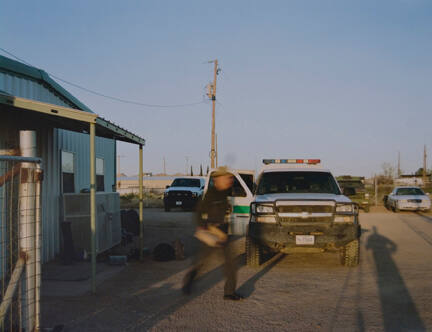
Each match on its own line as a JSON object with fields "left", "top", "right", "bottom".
{"left": 176, "top": 201, "right": 182, "bottom": 206}
{"left": 296, "top": 235, "right": 314, "bottom": 245}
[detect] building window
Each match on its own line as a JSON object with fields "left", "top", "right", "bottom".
{"left": 96, "top": 158, "right": 105, "bottom": 192}
{"left": 62, "top": 151, "right": 75, "bottom": 193}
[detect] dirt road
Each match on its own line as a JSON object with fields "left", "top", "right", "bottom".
{"left": 42, "top": 211, "right": 432, "bottom": 331}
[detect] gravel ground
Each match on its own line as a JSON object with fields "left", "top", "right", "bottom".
{"left": 42, "top": 210, "right": 432, "bottom": 331}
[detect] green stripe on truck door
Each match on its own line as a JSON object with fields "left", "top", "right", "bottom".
{"left": 233, "top": 205, "right": 250, "bottom": 214}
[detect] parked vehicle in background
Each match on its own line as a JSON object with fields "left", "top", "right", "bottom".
{"left": 386, "top": 186, "right": 431, "bottom": 212}
{"left": 336, "top": 176, "right": 370, "bottom": 212}
{"left": 163, "top": 177, "right": 205, "bottom": 211}
{"left": 246, "top": 159, "right": 361, "bottom": 268}
{"left": 204, "top": 169, "right": 255, "bottom": 235}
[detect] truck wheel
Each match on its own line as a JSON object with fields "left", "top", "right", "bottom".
{"left": 246, "top": 236, "right": 262, "bottom": 268}
{"left": 340, "top": 239, "right": 359, "bottom": 267}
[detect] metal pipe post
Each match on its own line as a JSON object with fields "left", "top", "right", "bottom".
{"left": 34, "top": 164, "right": 42, "bottom": 331}
{"left": 139, "top": 145, "right": 144, "bottom": 261}
{"left": 19, "top": 130, "right": 37, "bottom": 332}
{"left": 90, "top": 123, "right": 97, "bottom": 293}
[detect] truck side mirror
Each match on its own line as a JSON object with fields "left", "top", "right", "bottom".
{"left": 165, "top": 185, "right": 170, "bottom": 189}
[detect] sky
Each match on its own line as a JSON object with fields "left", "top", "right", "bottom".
{"left": 2, "top": 0, "right": 432, "bottom": 177}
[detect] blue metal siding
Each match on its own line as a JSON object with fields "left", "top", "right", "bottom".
{"left": 58, "top": 130, "right": 115, "bottom": 193}
{"left": 0, "top": 70, "right": 116, "bottom": 262}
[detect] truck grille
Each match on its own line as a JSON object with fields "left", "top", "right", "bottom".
{"left": 167, "top": 190, "right": 192, "bottom": 198}
{"left": 279, "top": 216, "right": 333, "bottom": 223}
{"left": 275, "top": 200, "right": 335, "bottom": 223}
{"left": 277, "top": 205, "right": 334, "bottom": 213}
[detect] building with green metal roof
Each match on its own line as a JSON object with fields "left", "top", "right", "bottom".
{"left": 0, "top": 54, "right": 145, "bottom": 262}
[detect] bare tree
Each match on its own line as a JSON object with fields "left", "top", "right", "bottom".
{"left": 381, "top": 162, "right": 395, "bottom": 178}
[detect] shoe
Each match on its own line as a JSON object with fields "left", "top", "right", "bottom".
{"left": 223, "top": 293, "right": 245, "bottom": 301}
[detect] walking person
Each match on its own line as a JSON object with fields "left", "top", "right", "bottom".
{"left": 182, "top": 167, "right": 244, "bottom": 301}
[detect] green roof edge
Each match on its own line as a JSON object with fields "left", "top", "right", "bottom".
{"left": 0, "top": 54, "right": 94, "bottom": 113}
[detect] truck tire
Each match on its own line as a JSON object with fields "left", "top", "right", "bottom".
{"left": 340, "top": 239, "right": 360, "bottom": 267}
{"left": 246, "top": 236, "right": 262, "bottom": 268}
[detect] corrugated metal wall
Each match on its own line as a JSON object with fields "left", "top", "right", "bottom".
{"left": 1, "top": 70, "right": 116, "bottom": 262}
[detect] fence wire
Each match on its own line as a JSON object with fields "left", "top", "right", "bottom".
{"left": 0, "top": 156, "right": 42, "bottom": 332}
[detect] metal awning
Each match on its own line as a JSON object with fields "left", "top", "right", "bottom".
{"left": 0, "top": 92, "right": 145, "bottom": 145}
{"left": 0, "top": 91, "right": 146, "bottom": 293}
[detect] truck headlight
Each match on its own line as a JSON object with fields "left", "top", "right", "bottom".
{"left": 334, "top": 215, "right": 355, "bottom": 223}
{"left": 335, "top": 203, "right": 358, "bottom": 222}
{"left": 191, "top": 192, "right": 198, "bottom": 198}
{"left": 251, "top": 203, "right": 274, "bottom": 215}
{"left": 335, "top": 204, "right": 354, "bottom": 213}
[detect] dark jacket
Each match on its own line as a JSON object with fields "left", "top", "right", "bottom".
{"left": 196, "top": 187, "right": 230, "bottom": 227}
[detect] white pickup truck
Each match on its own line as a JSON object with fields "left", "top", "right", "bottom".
{"left": 246, "top": 159, "right": 361, "bottom": 267}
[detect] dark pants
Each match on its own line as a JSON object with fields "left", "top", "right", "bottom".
{"left": 185, "top": 225, "right": 237, "bottom": 295}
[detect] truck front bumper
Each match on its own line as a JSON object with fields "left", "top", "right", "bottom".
{"left": 248, "top": 222, "right": 360, "bottom": 251}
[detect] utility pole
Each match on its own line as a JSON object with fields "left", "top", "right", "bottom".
{"left": 215, "top": 133, "right": 218, "bottom": 168}
{"left": 423, "top": 145, "right": 427, "bottom": 186}
{"left": 117, "top": 155, "right": 125, "bottom": 176}
{"left": 374, "top": 174, "right": 378, "bottom": 207}
{"left": 163, "top": 156, "right": 166, "bottom": 175}
{"left": 207, "top": 59, "right": 219, "bottom": 169}
{"left": 185, "top": 156, "right": 190, "bottom": 175}
{"left": 397, "top": 151, "right": 401, "bottom": 178}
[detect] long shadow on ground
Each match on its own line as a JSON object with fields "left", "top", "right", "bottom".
{"left": 237, "top": 253, "right": 284, "bottom": 298}
{"left": 126, "top": 253, "right": 246, "bottom": 330}
{"left": 366, "top": 226, "right": 425, "bottom": 331}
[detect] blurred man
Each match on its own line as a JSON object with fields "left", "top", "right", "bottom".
{"left": 182, "top": 167, "right": 243, "bottom": 301}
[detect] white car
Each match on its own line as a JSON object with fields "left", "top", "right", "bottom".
{"left": 387, "top": 186, "right": 431, "bottom": 212}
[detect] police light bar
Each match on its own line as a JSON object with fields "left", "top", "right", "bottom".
{"left": 262, "top": 159, "right": 321, "bottom": 165}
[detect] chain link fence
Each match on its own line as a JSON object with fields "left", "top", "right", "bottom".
{"left": 0, "top": 156, "right": 42, "bottom": 332}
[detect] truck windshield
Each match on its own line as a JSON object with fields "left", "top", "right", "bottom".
{"left": 257, "top": 171, "right": 341, "bottom": 195}
{"left": 171, "top": 178, "right": 201, "bottom": 187}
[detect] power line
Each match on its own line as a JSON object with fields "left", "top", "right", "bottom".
{"left": 0, "top": 47, "right": 207, "bottom": 109}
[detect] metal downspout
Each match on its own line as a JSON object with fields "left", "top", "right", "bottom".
{"left": 90, "top": 123, "right": 96, "bottom": 293}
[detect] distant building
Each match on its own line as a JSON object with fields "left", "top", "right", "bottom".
{"left": 117, "top": 175, "right": 204, "bottom": 195}
{"left": 394, "top": 174, "right": 431, "bottom": 186}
